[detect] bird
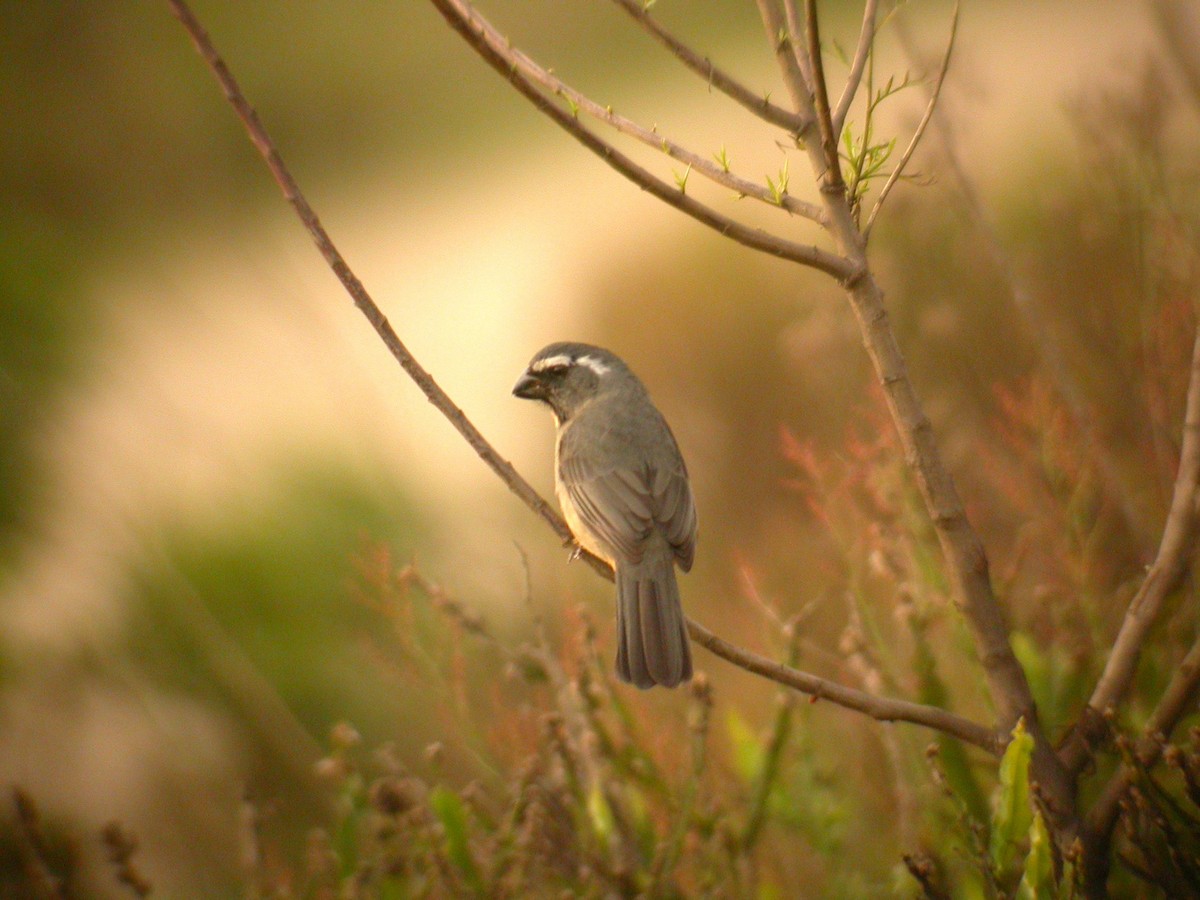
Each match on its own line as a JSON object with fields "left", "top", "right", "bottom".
{"left": 512, "top": 342, "right": 697, "bottom": 689}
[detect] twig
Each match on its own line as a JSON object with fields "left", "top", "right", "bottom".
{"left": 607, "top": 0, "right": 807, "bottom": 134}
{"left": 802, "top": 0, "right": 845, "bottom": 192}
{"left": 165, "top": 0, "right": 610, "bottom": 579}
{"left": 756, "top": 0, "right": 815, "bottom": 120}
{"left": 1064, "top": 322, "right": 1200, "bottom": 772}
{"left": 862, "top": 0, "right": 958, "bottom": 239}
{"left": 445, "top": 0, "right": 825, "bottom": 222}
{"left": 832, "top": 0, "right": 880, "bottom": 136}
{"left": 429, "top": 0, "right": 851, "bottom": 277}
{"left": 686, "top": 618, "right": 1001, "bottom": 752}
{"left": 1084, "top": 634, "right": 1200, "bottom": 856}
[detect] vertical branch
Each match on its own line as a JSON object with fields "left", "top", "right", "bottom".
{"left": 1064, "top": 321, "right": 1200, "bottom": 772}
{"left": 755, "top": 0, "right": 1077, "bottom": 846}
{"left": 756, "top": 0, "right": 815, "bottom": 118}
{"left": 803, "top": 0, "right": 845, "bottom": 192}
{"left": 832, "top": 0, "right": 879, "bottom": 135}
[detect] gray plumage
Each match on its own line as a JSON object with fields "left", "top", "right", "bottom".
{"left": 513, "top": 342, "right": 696, "bottom": 689}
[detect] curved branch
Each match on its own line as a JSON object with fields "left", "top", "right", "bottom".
{"left": 832, "top": 0, "right": 879, "bottom": 136}
{"left": 165, "top": 0, "right": 611, "bottom": 580}
{"left": 607, "top": 0, "right": 808, "bottom": 135}
{"left": 430, "top": 0, "right": 850, "bottom": 278}
{"left": 686, "top": 619, "right": 1001, "bottom": 752}
{"left": 451, "top": 0, "right": 825, "bottom": 223}
{"left": 1063, "top": 321, "right": 1200, "bottom": 773}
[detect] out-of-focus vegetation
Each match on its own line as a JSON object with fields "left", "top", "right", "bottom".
{"left": 3, "top": 0, "right": 1200, "bottom": 897}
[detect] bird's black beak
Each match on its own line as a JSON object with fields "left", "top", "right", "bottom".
{"left": 512, "top": 370, "right": 544, "bottom": 400}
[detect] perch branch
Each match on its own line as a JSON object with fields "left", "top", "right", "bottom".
{"left": 164, "top": 0, "right": 603, "bottom": 577}
{"left": 831, "top": 0, "right": 879, "bottom": 136}
{"left": 607, "top": 0, "right": 808, "bottom": 134}
{"left": 1063, "top": 321, "right": 1200, "bottom": 773}
{"left": 166, "top": 0, "right": 997, "bottom": 752}
{"left": 447, "top": 0, "right": 825, "bottom": 223}
{"left": 862, "top": 0, "right": 958, "bottom": 240}
{"left": 428, "top": 0, "right": 850, "bottom": 276}
{"left": 687, "top": 618, "right": 1001, "bottom": 752}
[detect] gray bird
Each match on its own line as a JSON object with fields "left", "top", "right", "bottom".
{"left": 512, "top": 342, "right": 697, "bottom": 689}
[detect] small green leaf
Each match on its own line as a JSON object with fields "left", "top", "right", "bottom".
{"left": 713, "top": 146, "right": 731, "bottom": 172}
{"left": 673, "top": 164, "right": 692, "bottom": 194}
{"left": 990, "top": 718, "right": 1035, "bottom": 877}
{"left": 1016, "top": 811, "right": 1055, "bottom": 900}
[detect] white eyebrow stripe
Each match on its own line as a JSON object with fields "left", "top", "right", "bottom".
{"left": 577, "top": 355, "right": 611, "bottom": 376}
{"left": 530, "top": 354, "right": 573, "bottom": 372}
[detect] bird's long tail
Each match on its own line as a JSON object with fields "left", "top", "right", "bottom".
{"left": 615, "top": 551, "right": 692, "bottom": 689}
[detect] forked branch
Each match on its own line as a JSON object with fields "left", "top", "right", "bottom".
{"left": 607, "top": 0, "right": 807, "bottom": 134}
{"left": 441, "top": 0, "right": 825, "bottom": 223}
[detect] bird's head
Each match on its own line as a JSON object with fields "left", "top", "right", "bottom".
{"left": 512, "top": 342, "right": 633, "bottom": 423}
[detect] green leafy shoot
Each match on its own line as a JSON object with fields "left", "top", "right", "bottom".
{"left": 765, "top": 158, "right": 790, "bottom": 206}
{"left": 714, "top": 146, "right": 731, "bottom": 173}
{"left": 990, "top": 718, "right": 1035, "bottom": 878}
{"left": 839, "top": 45, "right": 916, "bottom": 223}
{"left": 674, "top": 164, "right": 692, "bottom": 194}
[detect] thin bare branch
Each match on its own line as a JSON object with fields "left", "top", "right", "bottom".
{"left": 832, "top": 0, "right": 880, "bottom": 136}
{"left": 686, "top": 619, "right": 1001, "bottom": 752}
{"left": 1084, "top": 634, "right": 1200, "bottom": 853}
{"left": 862, "top": 0, "right": 959, "bottom": 240}
{"left": 429, "top": 0, "right": 850, "bottom": 276}
{"left": 451, "top": 0, "right": 825, "bottom": 223}
{"left": 755, "top": 0, "right": 816, "bottom": 122}
{"left": 607, "top": 0, "right": 807, "bottom": 134}
{"left": 803, "top": 0, "right": 845, "bottom": 192}
{"left": 1064, "top": 321, "right": 1200, "bottom": 773}
{"left": 164, "top": 0, "right": 607, "bottom": 580}
{"left": 782, "top": 0, "right": 815, "bottom": 96}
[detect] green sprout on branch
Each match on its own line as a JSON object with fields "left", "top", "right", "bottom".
{"left": 673, "top": 164, "right": 692, "bottom": 194}
{"left": 765, "top": 158, "right": 790, "bottom": 206}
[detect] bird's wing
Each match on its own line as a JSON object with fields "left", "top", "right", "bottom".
{"left": 559, "top": 453, "right": 654, "bottom": 564}
{"left": 560, "top": 450, "right": 697, "bottom": 570}
{"left": 651, "top": 458, "right": 697, "bottom": 572}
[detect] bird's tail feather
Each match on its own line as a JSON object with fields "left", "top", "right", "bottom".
{"left": 615, "top": 557, "right": 692, "bottom": 689}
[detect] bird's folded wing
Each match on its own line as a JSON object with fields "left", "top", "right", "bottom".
{"left": 560, "top": 455, "right": 697, "bottom": 570}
